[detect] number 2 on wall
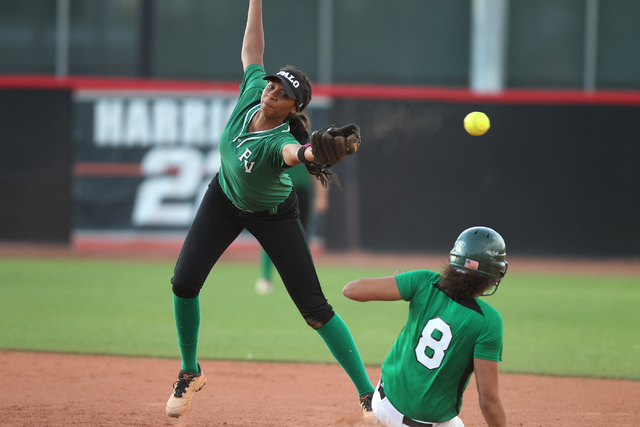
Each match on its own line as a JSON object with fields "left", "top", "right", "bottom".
{"left": 132, "top": 147, "right": 221, "bottom": 226}
{"left": 415, "top": 317, "right": 453, "bottom": 369}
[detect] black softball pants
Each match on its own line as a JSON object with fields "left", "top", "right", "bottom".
{"left": 171, "top": 175, "right": 334, "bottom": 328}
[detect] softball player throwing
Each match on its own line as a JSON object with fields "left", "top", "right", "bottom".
{"left": 165, "top": 0, "right": 374, "bottom": 419}
{"left": 343, "top": 227, "right": 509, "bottom": 427}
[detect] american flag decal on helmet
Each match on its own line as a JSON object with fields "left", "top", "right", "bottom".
{"left": 465, "top": 259, "right": 479, "bottom": 270}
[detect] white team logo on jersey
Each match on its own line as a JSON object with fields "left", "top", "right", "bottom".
{"left": 239, "top": 147, "right": 255, "bottom": 173}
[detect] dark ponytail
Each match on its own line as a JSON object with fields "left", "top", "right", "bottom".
{"left": 281, "top": 66, "right": 340, "bottom": 188}
{"left": 288, "top": 112, "right": 310, "bottom": 144}
{"left": 438, "top": 265, "right": 492, "bottom": 300}
{"left": 281, "top": 65, "right": 312, "bottom": 145}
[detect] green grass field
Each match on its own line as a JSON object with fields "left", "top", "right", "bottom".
{"left": 1, "top": 257, "right": 638, "bottom": 380}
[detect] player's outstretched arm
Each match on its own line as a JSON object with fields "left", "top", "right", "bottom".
{"left": 283, "top": 143, "right": 313, "bottom": 167}
{"left": 342, "top": 276, "right": 402, "bottom": 302}
{"left": 241, "top": 0, "right": 264, "bottom": 69}
{"left": 474, "top": 357, "right": 508, "bottom": 427}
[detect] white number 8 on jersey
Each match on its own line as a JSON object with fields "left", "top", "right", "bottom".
{"left": 415, "top": 317, "right": 453, "bottom": 370}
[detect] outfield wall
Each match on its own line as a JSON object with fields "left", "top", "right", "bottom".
{"left": 325, "top": 89, "right": 640, "bottom": 257}
{"left": 0, "top": 88, "right": 73, "bottom": 243}
{"left": 1, "top": 76, "right": 638, "bottom": 257}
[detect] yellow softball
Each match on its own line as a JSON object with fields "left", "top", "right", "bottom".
{"left": 464, "top": 111, "right": 491, "bottom": 136}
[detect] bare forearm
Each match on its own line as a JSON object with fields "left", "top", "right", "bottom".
{"left": 479, "top": 397, "right": 508, "bottom": 427}
{"left": 342, "top": 277, "right": 402, "bottom": 301}
{"left": 241, "top": 0, "right": 264, "bottom": 68}
{"left": 283, "top": 144, "right": 313, "bottom": 167}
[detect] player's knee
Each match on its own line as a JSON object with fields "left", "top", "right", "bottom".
{"left": 172, "top": 284, "right": 200, "bottom": 299}
{"left": 303, "top": 310, "right": 335, "bottom": 330}
{"left": 305, "top": 317, "right": 324, "bottom": 329}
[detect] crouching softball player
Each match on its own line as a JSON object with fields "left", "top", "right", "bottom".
{"left": 343, "top": 227, "right": 509, "bottom": 427}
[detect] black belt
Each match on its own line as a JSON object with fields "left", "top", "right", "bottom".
{"left": 402, "top": 417, "right": 433, "bottom": 427}
{"left": 377, "top": 384, "right": 433, "bottom": 427}
{"left": 214, "top": 173, "right": 296, "bottom": 217}
{"left": 232, "top": 202, "right": 278, "bottom": 216}
{"left": 232, "top": 189, "right": 296, "bottom": 217}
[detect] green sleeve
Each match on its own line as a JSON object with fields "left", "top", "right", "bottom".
{"left": 473, "top": 307, "right": 503, "bottom": 362}
{"left": 239, "top": 64, "right": 267, "bottom": 95}
{"left": 285, "top": 164, "right": 311, "bottom": 189}
{"left": 395, "top": 270, "right": 440, "bottom": 301}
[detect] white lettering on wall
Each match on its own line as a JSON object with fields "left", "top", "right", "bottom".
{"left": 90, "top": 95, "right": 235, "bottom": 227}
{"left": 93, "top": 96, "right": 237, "bottom": 147}
{"left": 153, "top": 99, "right": 179, "bottom": 144}
{"left": 125, "top": 99, "right": 150, "bottom": 146}
{"left": 94, "top": 99, "right": 123, "bottom": 146}
{"left": 182, "top": 99, "right": 207, "bottom": 145}
{"left": 131, "top": 147, "right": 222, "bottom": 226}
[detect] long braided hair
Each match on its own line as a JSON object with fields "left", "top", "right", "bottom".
{"left": 438, "top": 266, "right": 492, "bottom": 300}
{"left": 281, "top": 66, "right": 338, "bottom": 188}
{"left": 280, "top": 65, "right": 311, "bottom": 144}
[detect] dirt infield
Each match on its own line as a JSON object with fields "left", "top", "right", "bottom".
{"left": 2, "top": 350, "right": 639, "bottom": 427}
{"left": 2, "top": 243, "right": 640, "bottom": 426}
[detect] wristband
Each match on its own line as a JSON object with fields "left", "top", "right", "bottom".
{"left": 297, "top": 143, "right": 312, "bottom": 165}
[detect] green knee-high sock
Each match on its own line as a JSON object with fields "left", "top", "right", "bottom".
{"left": 316, "top": 313, "right": 375, "bottom": 397}
{"left": 173, "top": 295, "right": 200, "bottom": 373}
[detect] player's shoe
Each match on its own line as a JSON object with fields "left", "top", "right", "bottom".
{"left": 255, "top": 277, "right": 273, "bottom": 294}
{"left": 166, "top": 364, "right": 207, "bottom": 418}
{"left": 359, "top": 391, "right": 376, "bottom": 421}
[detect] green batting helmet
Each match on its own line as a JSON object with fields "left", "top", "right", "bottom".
{"left": 449, "top": 226, "right": 508, "bottom": 296}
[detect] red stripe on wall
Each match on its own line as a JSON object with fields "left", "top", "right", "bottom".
{"left": 2, "top": 74, "right": 640, "bottom": 105}
{"left": 73, "top": 163, "right": 141, "bottom": 177}
{"left": 0, "top": 74, "right": 239, "bottom": 92}
{"left": 313, "top": 84, "right": 640, "bottom": 105}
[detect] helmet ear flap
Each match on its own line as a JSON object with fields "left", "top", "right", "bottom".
{"left": 481, "top": 284, "right": 499, "bottom": 297}
{"left": 501, "top": 261, "right": 509, "bottom": 279}
{"left": 481, "top": 261, "right": 507, "bottom": 296}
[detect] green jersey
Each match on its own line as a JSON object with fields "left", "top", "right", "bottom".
{"left": 381, "top": 270, "right": 503, "bottom": 423}
{"left": 218, "top": 64, "right": 298, "bottom": 211}
{"left": 285, "top": 163, "right": 311, "bottom": 191}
